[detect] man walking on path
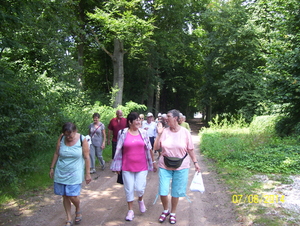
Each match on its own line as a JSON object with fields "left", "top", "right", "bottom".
{"left": 107, "top": 109, "right": 127, "bottom": 159}
{"left": 142, "top": 112, "right": 157, "bottom": 150}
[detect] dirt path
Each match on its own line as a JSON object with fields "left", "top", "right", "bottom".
{"left": 1, "top": 119, "right": 239, "bottom": 226}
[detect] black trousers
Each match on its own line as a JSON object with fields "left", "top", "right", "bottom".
{"left": 112, "top": 141, "right": 117, "bottom": 159}
{"left": 149, "top": 137, "right": 155, "bottom": 149}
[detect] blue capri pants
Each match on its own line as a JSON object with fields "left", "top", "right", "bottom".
{"left": 159, "top": 167, "right": 189, "bottom": 197}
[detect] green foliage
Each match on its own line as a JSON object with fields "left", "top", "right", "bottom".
{"left": 253, "top": 0, "right": 300, "bottom": 130}
{"left": 2, "top": 0, "right": 300, "bottom": 213}
{"left": 249, "top": 115, "right": 278, "bottom": 135}
{"left": 200, "top": 115, "right": 300, "bottom": 175}
{"left": 274, "top": 116, "right": 296, "bottom": 137}
{"left": 200, "top": 112, "right": 300, "bottom": 226}
{"left": 232, "top": 145, "right": 300, "bottom": 174}
{"left": 109, "top": 85, "right": 120, "bottom": 107}
{"left": 88, "top": 0, "right": 155, "bottom": 47}
{"left": 62, "top": 100, "right": 146, "bottom": 136}
{"left": 0, "top": 96, "right": 146, "bottom": 201}
{"left": 208, "top": 114, "right": 249, "bottom": 130}
{"left": 196, "top": 0, "right": 267, "bottom": 120}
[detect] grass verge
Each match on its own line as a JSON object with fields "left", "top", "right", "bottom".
{"left": 200, "top": 115, "right": 300, "bottom": 225}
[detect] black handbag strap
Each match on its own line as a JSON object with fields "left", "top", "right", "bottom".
{"left": 163, "top": 152, "right": 188, "bottom": 159}
{"left": 182, "top": 152, "right": 188, "bottom": 159}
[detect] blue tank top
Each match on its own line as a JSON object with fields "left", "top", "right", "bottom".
{"left": 54, "top": 135, "right": 85, "bottom": 185}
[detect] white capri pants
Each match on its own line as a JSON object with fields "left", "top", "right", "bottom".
{"left": 122, "top": 170, "right": 148, "bottom": 202}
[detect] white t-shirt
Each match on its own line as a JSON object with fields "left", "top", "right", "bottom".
{"left": 142, "top": 121, "right": 157, "bottom": 137}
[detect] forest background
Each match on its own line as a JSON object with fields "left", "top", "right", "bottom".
{"left": 1, "top": 0, "right": 300, "bottom": 207}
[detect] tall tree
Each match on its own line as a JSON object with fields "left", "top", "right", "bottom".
{"left": 194, "top": 0, "right": 266, "bottom": 121}
{"left": 254, "top": 0, "right": 300, "bottom": 122}
{"left": 88, "top": 0, "right": 155, "bottom": 107}
{"left": 137, "top": 0, "right": 208, "bottom": 114}
{"left": 0, "top": 0, "right": 85, "bottom": 184}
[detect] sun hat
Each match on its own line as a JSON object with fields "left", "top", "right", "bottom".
{"left": 147, "top": 112, "right": 153, "bottom": 117}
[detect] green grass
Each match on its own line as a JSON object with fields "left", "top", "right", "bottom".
{"left": 199, "top": 115, "right": 300, "bottom": 225}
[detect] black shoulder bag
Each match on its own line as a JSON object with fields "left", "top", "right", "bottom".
{"left": 117, "top": 129, "right": 124, "bottom": 184}
{"left": 163, "top": 152, "right": 188, "bottom": 168}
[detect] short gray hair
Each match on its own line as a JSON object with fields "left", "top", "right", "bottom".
{"left": 168, "top": 109, "right": 180, "bottom": 122}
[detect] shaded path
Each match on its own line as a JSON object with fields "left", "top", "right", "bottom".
{"left": 2, "top": 118, "right": 239, "bottom": 226}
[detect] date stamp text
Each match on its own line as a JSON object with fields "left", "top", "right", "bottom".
{"left": 232, "top": 194, "right": 285, "bottom": 204}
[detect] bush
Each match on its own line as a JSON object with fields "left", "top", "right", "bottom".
{"left": 200, "top": 114, "right": 300, "bottom": 175}
{"left": 63, "top": 101, "right": 147, "bottom": 136}
{"left": 249, "top": 115, "right": 278, "bottom": 135}
{"left": 275, "top": 116, "right": 296, "bottom": 137}
{"left": 0, "top": 90, "right": 146, "bottom": 199}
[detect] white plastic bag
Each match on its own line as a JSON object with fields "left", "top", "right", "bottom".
{"left": 85, "top": 135, "right": 92, "bottom": 147}
{"left": 190, "top": 172, "right": 205, "bottom": 193}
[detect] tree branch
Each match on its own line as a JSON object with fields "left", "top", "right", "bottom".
{"left": 91, "top": 29, "right": 113, "bottom": 59}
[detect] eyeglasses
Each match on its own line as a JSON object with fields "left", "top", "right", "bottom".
{"left": 64, "top": 132, "right": 75, "bottom": 138}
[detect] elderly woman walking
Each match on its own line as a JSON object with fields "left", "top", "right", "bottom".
{"left": 88, "top": 112, "right": 106, "bottom": 173}
{"left": 153, "top": 109, "right": 200, "bottom": 224}
{"left": 49, "top": 122, "right": 91, "bottom": 226}
{"left": 110, "top": 112, "right": 157, "bottom": 221}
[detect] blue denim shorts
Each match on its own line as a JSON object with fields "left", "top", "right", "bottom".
{"left": 54, "top": 182, "right": 81, "bottom": 196}
{"left": 159, "top": 168, "right": 189, "bottom": 197}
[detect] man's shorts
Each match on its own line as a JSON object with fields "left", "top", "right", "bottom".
{"left": 159, "top": 167, "right": 189, "bottom": 197}
{"left": 54, "top": 182, "right": 81, "bottom": 196}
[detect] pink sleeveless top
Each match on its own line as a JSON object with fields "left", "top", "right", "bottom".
{"left": 122, "top": 132, "right": 147, "bottom": 172}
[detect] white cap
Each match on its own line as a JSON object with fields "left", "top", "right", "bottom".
{"left": 158, "top": 113, "right": 162, "bottom": 117}
{"left": 147, "top": 112, "right": 153, "bottom": 117}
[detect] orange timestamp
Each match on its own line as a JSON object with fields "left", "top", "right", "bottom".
{"left": 232, "top": 194, "right": 285, "bottom": 204}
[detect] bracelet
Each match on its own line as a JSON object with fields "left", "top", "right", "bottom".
{"left": 152, "top": 161, "right": 156, "bottom": 163}
{"left": 194, "top": 162, "right": 198, "bottom": 164}
{"left": 50, "top": 167, "right": 54, "bottom": 169}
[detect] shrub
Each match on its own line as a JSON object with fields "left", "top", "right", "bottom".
{"left": 200, "top": 114, "right": 300, "bottom": 175}
{"left": 249, "top": 115, "right": 278, "bottom": 135}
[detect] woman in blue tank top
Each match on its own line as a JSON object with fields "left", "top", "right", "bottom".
{"left": 49, "top": 122, "right": 91, "bottom": 226}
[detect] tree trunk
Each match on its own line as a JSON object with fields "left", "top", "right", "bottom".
{"left": 206, "top": 100, "right": 212, "bottom": 122}
{"left": 155, "top": 71, "right": 160, "bottom": 114}
{"left": 147, "top": 85, "right": 154, "bottom": 112}
{"left": 77, "top": 1, "right": 85, "bottom": 86}
{"left": 155, "top": 82, "right": 160, "bottom": 115}
{"left": 112, "top": 38, "right": 124, "bottom": 108}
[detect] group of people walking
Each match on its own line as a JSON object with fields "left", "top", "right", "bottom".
{"left": 49, "top": 109, "right": 200, "bottom": 226}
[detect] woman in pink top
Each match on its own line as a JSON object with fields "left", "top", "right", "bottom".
{"left": 154, "top": 109, "right": 201, "bottom": 224}
{"left": 110, "top": 112, "right": 158, "bottom": 221}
